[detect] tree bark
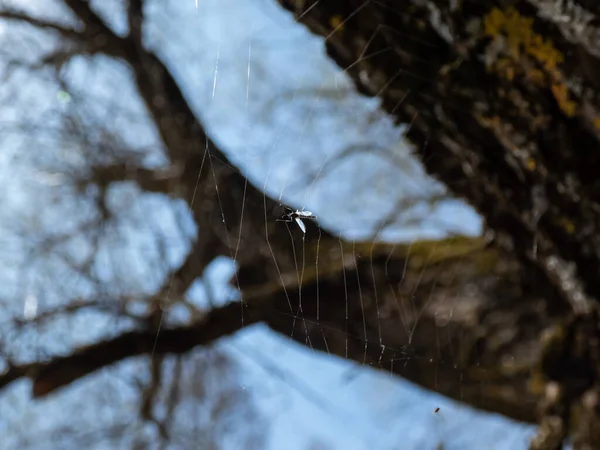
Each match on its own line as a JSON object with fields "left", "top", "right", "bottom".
{"left": 273, "top": 1, "right": 600, "bottom": 447}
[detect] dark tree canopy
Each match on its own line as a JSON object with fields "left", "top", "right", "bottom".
{"left": 2, "top": 0, "right": 600, "bottom": 448}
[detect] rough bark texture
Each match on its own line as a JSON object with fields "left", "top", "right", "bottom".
{"left": 273, "top": 1, "right": 600, "bottom": 447}
{"left": 3, "top": 1, "right": 600, "bottom": 447}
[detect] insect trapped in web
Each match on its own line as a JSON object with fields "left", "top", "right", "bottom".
{"left": 276, "top": 207, "right": 317, "bottom": 233}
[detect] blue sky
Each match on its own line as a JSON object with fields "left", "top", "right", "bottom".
{"left": 0, "top": 0, "right": 535, "bottom": 448}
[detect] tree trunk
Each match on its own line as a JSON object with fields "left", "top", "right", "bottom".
{"left": 274, "top": 1, "right": 600, "bottom": 447}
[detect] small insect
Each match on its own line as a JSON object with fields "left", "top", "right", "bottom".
{"left": 433, "top": 407, "right": 440, "bottom": 414}
{"left": 277, "top": 207, "right": 317, "bottom": 234}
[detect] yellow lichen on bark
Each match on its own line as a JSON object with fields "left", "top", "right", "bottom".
{"left": 483, "top": 7, "right": 577, "bottom": 117}
{"left": 551, "top": 83, "right": 576, "bottom": 116}
{"left": 329, "top": 15, "right": 344, "bottom": 31}
{"left": 558, "top": 217, "right": 576, "bottom": 234}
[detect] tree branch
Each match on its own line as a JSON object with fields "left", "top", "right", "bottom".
{"left": 0, "top": 10, "right": 82, "bottom": 38}
{"left": 0, "top": 300, "right": 265, "bottom": 398}
{"left": 282, "top": 0, "right": 600, "bottom": 314}
{"left": 273, "top": 1, "right": 600, "bottom": 443}
{"left": 0, "top": 236, "right": 548, "bottom": 426}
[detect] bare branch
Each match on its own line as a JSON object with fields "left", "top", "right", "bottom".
{"left": 62, "top": 0, "right": 116, "bottom": 38}
{"left": 0, "top": 9, "right": 81, "bottom": 38}
{"left": 0, "top": 7, "right": 129, "bottom": 61}
{"left": 140, "top": 356, "right": 167, "bottom": 439}
{"left": 0, "top": 363, "right": 32, "bottom": 392}
{"left": 128, "top": 0, "right": 144, "bottom": 44}
{"left": 0, "top": 300, "right": 264, "bottom": 398}
{"left": 12, "top": 299, "right": 115, "bottom": 328}
{"left": 85, "top": 162, "right": 184, "bottom": 195}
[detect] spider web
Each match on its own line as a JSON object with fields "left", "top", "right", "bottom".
{"left": 144, "top": 1, "right": 532, "bottom": 448}
{"left": 0, "top": 0, "right": 536, "bottom": 449}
